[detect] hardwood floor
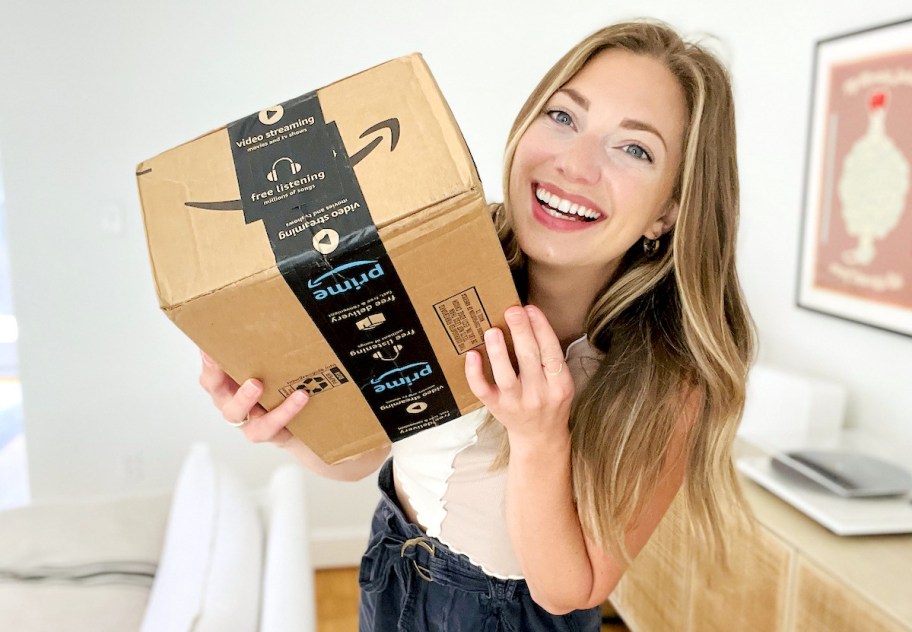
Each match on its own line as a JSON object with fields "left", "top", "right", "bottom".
{"left": 315, "top": 568, "right": 361, "bottom": 632}
{"left": 315, "top": 568, "right": 628, "bottom": 631}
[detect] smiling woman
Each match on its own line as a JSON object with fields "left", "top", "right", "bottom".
{"left": 198, "top": 18, "right": 755, "bottom": 632}
{"left": 488, "top": 19, "right": 754, "bottom": 589}
{"left": 509, "top": 49, "right": 685, "bottom": 273}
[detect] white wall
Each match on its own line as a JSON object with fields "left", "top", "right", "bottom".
{"left": 1, "top": 0, "right": 910, "bottom": 561}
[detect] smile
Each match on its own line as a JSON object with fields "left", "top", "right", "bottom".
{"left": 534, "top": 185, "right": 603, "bottom": 222}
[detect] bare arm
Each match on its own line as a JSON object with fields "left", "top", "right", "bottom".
{"left": 466, "top": 305, "right": 693, "bottom": 614}
{"left": 199, "top": 351, "right": 389, "bottom": 481}
{"left": 505, "top": 405, "right": 690, "bottom": 613}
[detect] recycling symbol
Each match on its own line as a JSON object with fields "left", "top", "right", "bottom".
{"left": 298, "top": 376, "right": 330, "bottom": 394}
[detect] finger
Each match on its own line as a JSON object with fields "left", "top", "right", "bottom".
{"left": 464, "top": 349, "right": 499, "bottom": 405}
{"left": 221, "top": 378, "right": 264, "bottom": 425}
{"left": 483, "top": 327, "right": 519, "bottom": 391}
{"left": 244, "top": 389, "right": 309, "bottom": 443}
{"left": 503, "top": 306, "right": 545, "bottom": 387}
{"left": 199, "top": 351, "right": 239, "bottom": 404}
{"left": 525, "top": 305, "right": 571, "bottom": 386}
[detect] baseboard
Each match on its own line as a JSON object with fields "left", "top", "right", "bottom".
{"left": 310, "top": 526, "right": 371, "bottom": 569}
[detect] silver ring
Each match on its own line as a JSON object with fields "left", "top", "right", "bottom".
{"left": 226, "top": 414, "right": 250, "bottom": 428}
{"left": 542, "top": 358, "right": 564, "bottom": 376}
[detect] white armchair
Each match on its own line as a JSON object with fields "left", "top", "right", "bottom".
{"left": 0, "top": 443, "right": 317, "bottom": 632}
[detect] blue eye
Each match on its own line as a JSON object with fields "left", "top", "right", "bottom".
{"left": 547, "top": 109, "right": 573, "bottom": 126}
{"left": 623, "top": 144, "right": 653, "bottom": 162}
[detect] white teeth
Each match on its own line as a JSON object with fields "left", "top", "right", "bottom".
{"left": 543, "top": 206, "right": 569, "bottom": 221}
{"left": 534, "top": 186, "right": 601, "bottom": 220}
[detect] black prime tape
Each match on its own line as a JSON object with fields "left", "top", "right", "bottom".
{"left": 227, "top": 92, "right": 460, "bottom": 441}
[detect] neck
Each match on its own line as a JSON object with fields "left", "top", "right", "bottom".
{"left": 526, "top": 260, "right": 618, "bottom": 349}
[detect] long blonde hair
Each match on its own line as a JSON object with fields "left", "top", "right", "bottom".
{"left": 490, "top": 20, "right": 755, "bottom": 560}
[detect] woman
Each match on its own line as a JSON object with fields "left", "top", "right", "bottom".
{"left": 200, "top": 19, "right": 754, "bottom": 631}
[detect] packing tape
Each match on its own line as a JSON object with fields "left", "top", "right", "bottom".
{"left": 226, "top": 92, "right": 461, "bottom": 441}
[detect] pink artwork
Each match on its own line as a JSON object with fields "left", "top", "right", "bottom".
{"left": 799, "top": 18, "right": 912, "bottom": 337}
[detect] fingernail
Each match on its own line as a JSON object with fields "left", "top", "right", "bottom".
{"left": 291, "top": 390, "right": 308, "bottom": 404}
{"left": 506, "top": 307, "right": 523, "bottom": 323}
{"left": 200, "top": 350, "right": 214, "bottom": 365}
{"left": 524, "top": 305, "right": 537, "bottom": 320}
{"left": 484, "top": 328, "right": 501, "bottom": 344}
{"left": 241, "top": 380, "right": 259, "bottom": 395}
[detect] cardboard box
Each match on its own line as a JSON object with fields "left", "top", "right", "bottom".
{"left": 136, "top": 54, "right": 519, "bottom": 463}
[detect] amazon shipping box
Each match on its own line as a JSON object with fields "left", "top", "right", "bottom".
{"left": 136, "top": 54, "right": 519, "bottom": 463}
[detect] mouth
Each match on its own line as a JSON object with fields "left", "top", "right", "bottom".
{"left": 532, "top": 183, "right": 604, "bottom": 224}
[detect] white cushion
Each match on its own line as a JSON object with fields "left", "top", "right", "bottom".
{"left": 141, "top": 443, "right": 263, "bottom": 632}
{"left": 196, "top": 460, "right": 264, "bottom": 632}
{"left": 259, "top": 464, "right": 316, "bottom": 632}
{"left": 140, "top": 444, "right": 217, "bottom": 632}
{"left": 0, "top": 493, "right": 170, "bottom": 632}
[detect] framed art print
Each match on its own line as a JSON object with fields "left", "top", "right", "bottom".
{"left": 797, "top": 17, "right": 912, "bottom": 337}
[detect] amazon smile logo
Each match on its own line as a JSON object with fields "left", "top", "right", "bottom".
{"left": 155, "top": 118, "right": 401, "bottom": 212}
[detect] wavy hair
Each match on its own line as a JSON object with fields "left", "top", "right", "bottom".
{"left": 488, "top": 19, "right": 756, "bottom": 561}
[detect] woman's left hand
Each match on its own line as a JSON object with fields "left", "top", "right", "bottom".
{"left": 465, "top": 304, "right": 575, "bottom": 443}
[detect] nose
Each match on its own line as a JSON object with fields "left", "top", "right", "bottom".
{"left": 554, "top": 135, "right": 601, "bottom": 185}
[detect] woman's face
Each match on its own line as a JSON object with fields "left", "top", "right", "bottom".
{"left": 509, "top": 48, "right": 687, "bottom": 276}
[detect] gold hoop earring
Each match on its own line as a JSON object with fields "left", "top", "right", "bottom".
{"left": 643, "top": 236, "right": 661, "bottom": 257}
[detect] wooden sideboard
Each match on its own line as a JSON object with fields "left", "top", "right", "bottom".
{"left": 610, "top": 449, "right": 912, "bottom": 631}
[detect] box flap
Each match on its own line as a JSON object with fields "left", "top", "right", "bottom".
{"left": 317, "top": 54, "right": 479, "bottom": 229}
{"left": 138, "top": 54, "right": 479, "bottom": 309}
{"left": 137, "top": 130, "right": 278, "bottom": 309}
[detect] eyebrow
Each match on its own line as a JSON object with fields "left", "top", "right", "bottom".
{"left": 558, "top": 88, "right": 589, "bottom": 110}
{"left": 555, "top": 88, "right": 668, "bottom": 152}
{"left": 620, "top": 118, "right": 667, "bottom": 152}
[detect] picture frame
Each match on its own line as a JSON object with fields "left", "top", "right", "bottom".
{"left": 797, "top": 17, "right": 912, "bottom": 337}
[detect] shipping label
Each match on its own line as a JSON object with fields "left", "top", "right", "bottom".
{"left": 433, "top": 287, "right": 491, "bottom": 354}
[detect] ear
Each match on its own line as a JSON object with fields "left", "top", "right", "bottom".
{"left": 644, "top": 201, "right": 679, "bottom": 240}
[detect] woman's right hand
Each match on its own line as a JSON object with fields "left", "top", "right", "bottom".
{"left": 198, "top": 349, "right": 391, "bottom": 480}
{"left": 198, "top": 349, "right": 309, "bottom": 446}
